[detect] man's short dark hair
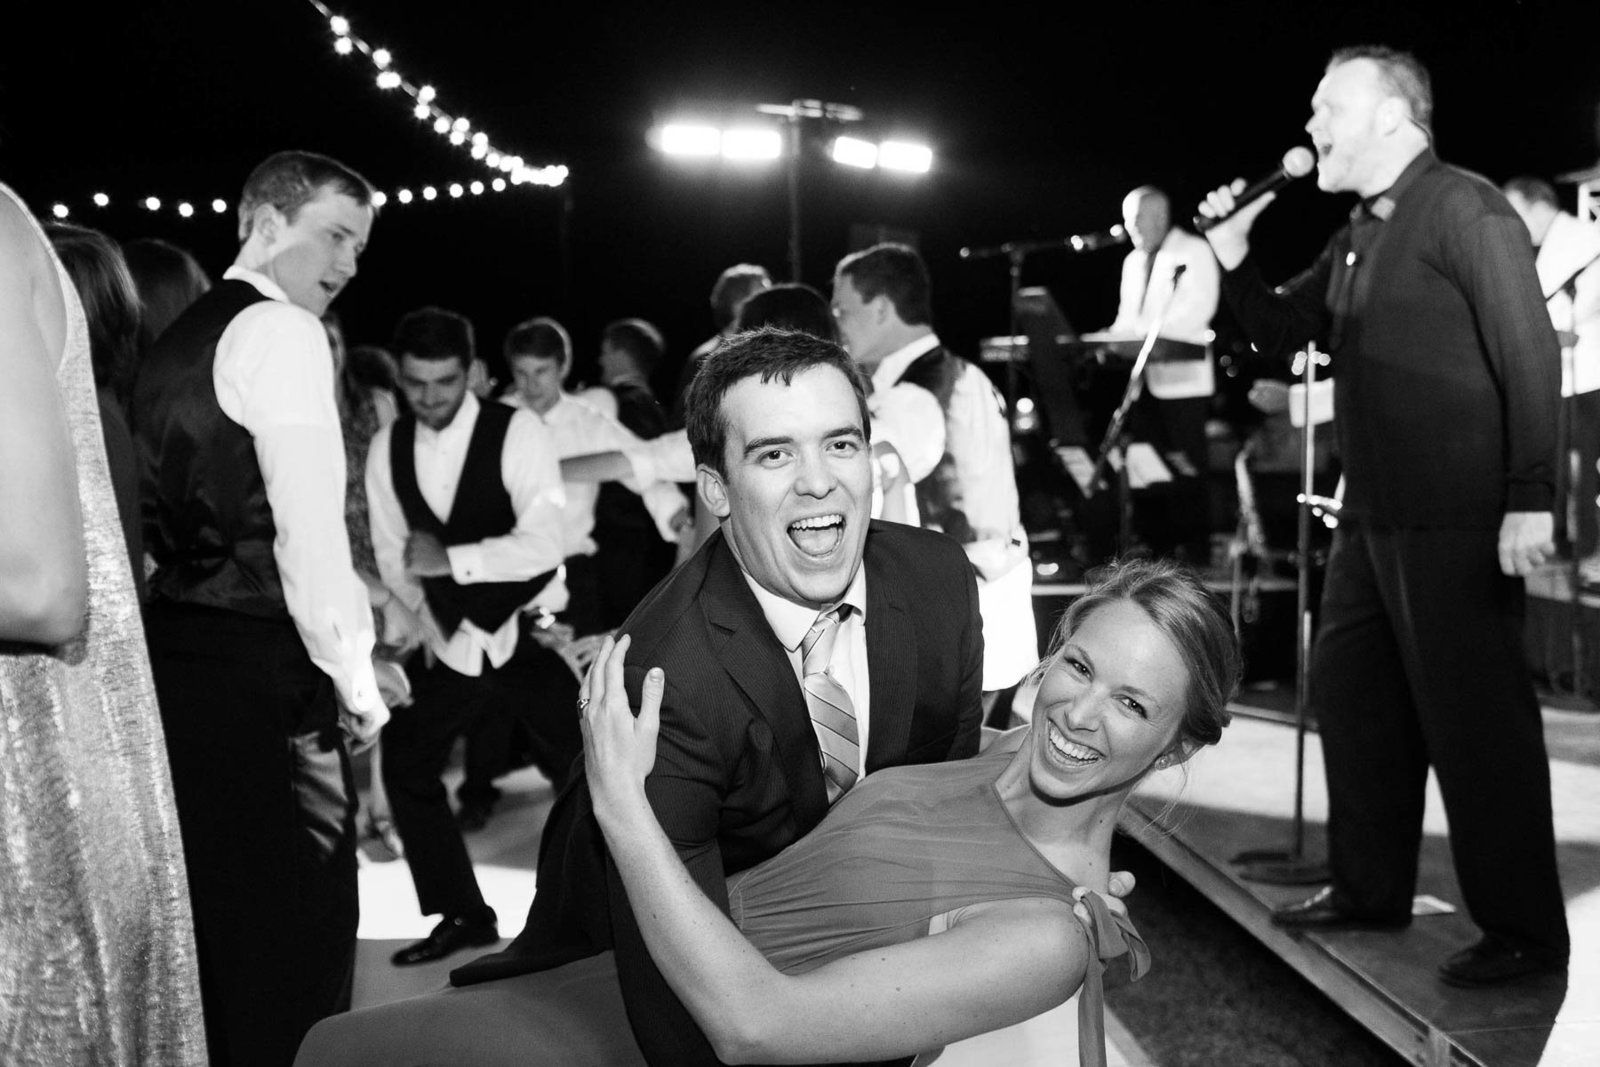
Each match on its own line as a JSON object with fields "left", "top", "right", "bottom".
{"left": 710, "top": 264, "right": 772, "bottom": 330}
{"left": 1504, "top": 176, "right": 1559, "bottom": 208}
{"left": 504, "top": 316, "right": 573, "bottom": 370}
{"left": 684, "top": 327, "right": 870, "bottom": 478}
{"left": 1329, "top": 45, "right": 1433, "bottom": 138}
{"left": 236, "top": 150, "right": 376, "bottom": 244}
{"left": 835, "top": 243, "right": 932, "bottom": 326}
{"left": 601, "top": 318, "right": 666, "bottom": 376}
{"left": 734, "top": 283, "right": 838, "bottom": 343}
{"left": 392, "top": 306, "right": 475, "bottom": 368}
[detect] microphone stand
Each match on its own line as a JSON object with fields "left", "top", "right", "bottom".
{"left": 1082, "top": 265, "right": 1187, "bottom": 558}
{"left": 1236, "top": 342, "right": 1330, "bottom": 885}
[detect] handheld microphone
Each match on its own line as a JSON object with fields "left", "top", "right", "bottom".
{"left": 1194, "top": 146, "right": 1316, "bottom": 233}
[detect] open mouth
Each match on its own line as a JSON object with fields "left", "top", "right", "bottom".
{"left": 788, "top": 513, "right": 845, "bottom": 558}
{"left": 1048, "top": 722, "right": 1103, "bottom": 767}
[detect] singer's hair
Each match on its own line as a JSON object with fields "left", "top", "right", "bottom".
{"left": 835, "top": 243, "right": 932, "bottom": 326}
{"left": 1329, "top": 45, "right": 1433, "bottom": 137}
{"left": 1503, "top": 176, "right": 1558, "bottom": 209}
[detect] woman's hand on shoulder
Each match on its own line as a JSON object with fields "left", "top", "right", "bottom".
{"left": 581, "top": 634, "right": 665, "bottom": 825}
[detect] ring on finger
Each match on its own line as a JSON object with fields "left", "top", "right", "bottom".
{"left": 576, "top": 696, "right": 590, "bottom": 713}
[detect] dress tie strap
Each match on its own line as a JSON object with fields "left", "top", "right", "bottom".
{"left": 1073, "top": 890, "right": 1151, "bottom": 1067}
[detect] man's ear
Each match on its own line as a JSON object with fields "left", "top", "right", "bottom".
{"left": 697, "top": 465, "right": 731, "bottom": 520}
{"left": 250, "top": 203, "right": 282, "bottom": 245}
{"left": 1376, "top": 97, "right": 1407, "bottom": 136}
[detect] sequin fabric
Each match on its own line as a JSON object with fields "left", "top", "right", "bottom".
{"left": 0, "top": 184, "right": 206, "bottom": 1064}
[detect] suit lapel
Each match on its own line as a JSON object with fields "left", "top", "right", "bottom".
{"left": 700, "top": 534, "right": 831, "bottom": 825}
{"left": 864, "top": 528, "right": 916, "bottom": 773}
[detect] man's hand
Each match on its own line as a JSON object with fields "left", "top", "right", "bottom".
{"left": 403, "top": 531, "right": 452, "bottom": 577}
{"left": 1248, "top": 378, "right": 1292, "bottom": 415}
{"left": 372, "top": 658, "right": 412, "bottom": 709}
{"left": 379, "top": 594, "right": 432, "bottom": 654}
{"left": 1197, "top": 179, "right": 1274, "bottom": 271}
{"left": 1498, "top": 511, "right": 1554, "bottom": 577}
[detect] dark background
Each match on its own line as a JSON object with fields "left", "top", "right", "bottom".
{"left": 6, "top": 0, "right": 1597, "bottom": 386}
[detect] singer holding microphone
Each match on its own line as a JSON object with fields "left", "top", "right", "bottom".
{"left": 1198, "top": 45, "right": 1568, "bottom": 988}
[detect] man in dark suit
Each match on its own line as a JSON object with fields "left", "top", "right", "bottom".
{"left": 453, "top": 326, "right": 984, "bottom": 1065}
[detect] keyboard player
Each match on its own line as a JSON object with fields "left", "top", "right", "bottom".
{"left": 1084, "top": 185, "right": 1220, "bottom": 561}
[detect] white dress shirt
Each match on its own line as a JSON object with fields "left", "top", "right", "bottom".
{"left": 869, "top": 333, "right": 948, "bottom": 483}
{"left": 744, "top": 566, "right": 871, "bottom": 783}
{"left": 213, "top": 265, "right": 380, "bottom": 715}
{"left": 505, "top": 392, "right": 687, "bottom": 552}
{"left": 1109, "top": 227, "right": 1220, "bottom": 399}
{"left": 366, "top": 392, "right": 567, "bottom": 676}
{"left": 1534, "top": 211, "right": 1600, "bottom": 396}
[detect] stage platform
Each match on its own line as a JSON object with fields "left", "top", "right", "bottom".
{"left": 1117, "top": 706, "right": 1599, "bottom": 1067}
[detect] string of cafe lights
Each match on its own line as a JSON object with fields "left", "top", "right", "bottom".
{"left": 43, "top": 2, "right": 568, "bottom": 224}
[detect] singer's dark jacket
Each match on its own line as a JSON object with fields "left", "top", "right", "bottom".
{"left": 1219, "top": 148, "right": 1560, "bottom": 528}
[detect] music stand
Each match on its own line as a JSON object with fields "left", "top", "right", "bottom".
{"left": 1235, "top": 342, "right": 1331, "bottom": 885}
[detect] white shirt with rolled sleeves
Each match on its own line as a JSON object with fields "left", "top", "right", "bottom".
{"left": 212, "top": 265, "right": 384, "bottom": 728}
{"left": 366, "top": 391, "right": 568, "bottom": 677}
{"left": 1534, "top": 211, "right": 1600, "bottom": 397}
{"left": 505, "top": 391, "right": 688, "bottom": 552}
{"left": 1109, "top": 227, "right": 1221, "bottom": 399}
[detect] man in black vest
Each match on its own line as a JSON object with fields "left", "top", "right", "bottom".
{"left": 365, "top": 306, "right": 577, "bottom": 966}
{"left": 132, "top": 150, "right": 390, "bottom": 1065}
{"left": 830, "top": 243, "right": 1039, "bottom": 709}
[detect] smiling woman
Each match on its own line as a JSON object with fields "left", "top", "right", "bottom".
{"left": 297, "top": 558, "right": 1240, "bottom": 1067}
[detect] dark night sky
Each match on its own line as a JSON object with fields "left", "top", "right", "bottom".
{"left": 5, "top": 0, "right": 1597, "bottom": 384}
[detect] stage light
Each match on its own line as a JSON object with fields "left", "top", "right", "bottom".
{"left": 397, "top": 188, "right": 414, "bottom": 204}
{"left": 486, "top": 151, "right": 501, "bottom": 168}
{"left": 211, "top": 198, "right": 227, "bottom": 213}
{"left": 418, "top": 85, "right": 436, "bottom": 103}
{"left": 471, "top": 143, "right": 487, "bottom": 159}
{"left": 413, "top": 103, "right": 430, "bottom": 119}
{"left": 721, "top": 128, "right": 782, "bottom": 162}
{"left": 449, "top": 130, "right": 466, "bottom": 145}
{"left": 372, "top": 48, "right": 391, "bottom": 69}
{"left": 449, "top": 183, "right": 464, "bottom": 198}
{"left": 452, "top": 117, "right": 469, "bottom": 132}
{"left": 371, "top": 191, "right": 388, "bottom": 207}
{"left": 377, "top": 71, "right": 401, "bottom": 90}
{"left": 433, "top": 117, "right": 450, "bottom": 134}
{"left": 334, "top": 36, "right": 354, "bottom": 56}
{"left": 92, "top": 193, "right": 109, "bottom": 207}
{"left": 659, "top": 124, "right": 721, "bottom": 157}
{"left": 831, "top": 136, "right": 878, "bottom": 170}
{"left": 52, "top": 203, "right": 69, "bottom": 219}
{"left": 329, "top": 16, "right": 349, "bottom": 35}
{"left": 878, "top": 141, "right": 932, "bottom": 174}
{"left": 422, "top": 186, "right": 437, "bottom": 200}
{"left": 491, "top": 178, "right": 506, "bottom": 192}
{"left": 144, "top": 197, "right": 161, "bottom": 211}
{"left": 177, "top": 202, "right": 194, "bottom": 218}
{"left": 469, "top": 181, "right": 484, "bottom": 195}
{"left": 472, "top": 132, "right": 487, "bottom": 147}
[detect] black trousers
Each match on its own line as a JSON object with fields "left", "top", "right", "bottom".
{"left": 383, "top": 631, "right": 581, "bottom": 918}
{"left": 1313, "top": 522, "right": 1569, "bottom": 959}
{"left": 145, "top": 603, "right": 358, "bottom": 1067}
{"left": 1555, "top": 389, "right": 1600, "bottom": 557}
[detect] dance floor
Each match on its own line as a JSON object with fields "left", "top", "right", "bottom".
{"left": 1122, "top": 700, "right": 1600, "bottom": 1067}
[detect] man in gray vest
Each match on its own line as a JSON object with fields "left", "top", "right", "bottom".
{"left": 830, "top": 243, "right": 1037, "bottom": 708}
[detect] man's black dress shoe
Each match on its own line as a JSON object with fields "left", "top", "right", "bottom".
{"left": 1271, "top": 886, "right": 1411, "bottom": 930}
{"left": 391, "top": 909, "right": 500, "bottom": 966}
{"left": 1439, "top": 936, "right": 1566, "bottom": 987}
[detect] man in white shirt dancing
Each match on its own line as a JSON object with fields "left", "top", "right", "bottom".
{"left": 133, "top": 150, "right": 389, "bottom": 1066}
{"left": 366, "top": 306, "right": 576, "bottom": 966}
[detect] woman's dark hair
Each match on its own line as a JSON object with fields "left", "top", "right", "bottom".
{"left": 45, "top": 223, "right": 142, "bottom": 400}
{"left": 123, "top": 237, "right": 211, "bottom": 356}
{"left": 1042, "top": 558, "right": 1240, "bottom": 751}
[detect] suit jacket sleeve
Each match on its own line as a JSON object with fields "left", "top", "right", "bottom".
{"left": 607, "top": 668, "right": 736, "bottom": 1066}
{"left": 951, "top": 546, "right": 985, "bottom": 760}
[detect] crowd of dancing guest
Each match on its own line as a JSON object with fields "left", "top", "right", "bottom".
{"left": 2, "top": 36, "right": 1588, "bottom": 1067}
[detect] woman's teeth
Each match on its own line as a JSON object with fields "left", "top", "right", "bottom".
{"left": 1049, "top": 723, "right": 1102, "bottom": 765}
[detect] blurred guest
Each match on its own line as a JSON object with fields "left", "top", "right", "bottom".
{"left": 46, "top": 222, "right": 147, "bottom": 599}
{"left": 3, "top": 185, "right": 206, "bottom": 1064}
{"left": 367, "top": 306, "right": 577, "bottom": 965}
{"left": 132, "top": 150, "right": 388, "bottom": 1064}
{"left": 832, "top": 243, "right": 1038, "bottom": 701}
{"left": 733, "top": 281, "right": 837, "bottom": 339}
{"left": 594, "top": 318, "right": 678, "bottom": 626}
{"left": 669, "top": 262, "right": 771, "bottom": 420}
{"left": 1504, "top": 176, "right": 1600, "bottom": 572}
{"left": 123, "top": 236, "right": 211, "bottom": 358}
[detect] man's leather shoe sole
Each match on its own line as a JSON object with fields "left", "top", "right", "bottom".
{"left": 1271, "top": 886, "right": 1411, "bottom": 931}
{"left": 1439, "top": 938, "right": 1566, "bottom": 987}
{"left": 391, "top": 914, "right": 500, "bottom": 966}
